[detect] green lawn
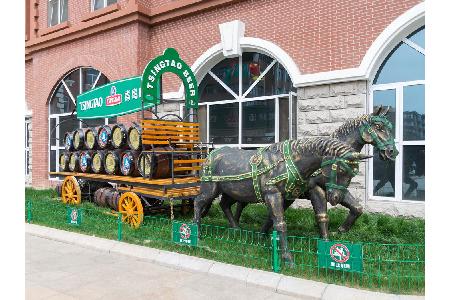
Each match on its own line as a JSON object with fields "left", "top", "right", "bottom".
{"left": 25, "top": 188, "right": 424, "bottom": 295}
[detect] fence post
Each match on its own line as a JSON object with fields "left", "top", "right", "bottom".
{"left": 26, "top": 200, "right": 32, "bottom": 223}
{"left": 117, "top": 212, "right": 122, "bottom": 241}
{"left": 272, "top": 230, "right": 280, "bottom": 273}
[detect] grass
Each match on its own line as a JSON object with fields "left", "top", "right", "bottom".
{"left": 25, "top": 187, "right": 425, "bottom": 295}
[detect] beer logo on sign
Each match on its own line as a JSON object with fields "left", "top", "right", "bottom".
{"left": 122, "top": 154, "right": 131, "bottom": 173}
{"left": 111, "top": 86, "right": 117, "bottom": 95}
{"left": 106, "top": 85, "right": 122, "bottom": 106}
{"left": 65, "top": 135, "right": 71, "bottom": 147}
{"left": 100, "top": 129, "right": 108, "bottom": 146}
{"left": 179, "top": 223, "right": 191, "bottom": 240}
{"left": 330, "top": 243, "right": 350, "bottom": 263}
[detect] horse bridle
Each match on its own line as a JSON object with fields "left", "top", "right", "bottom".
{"left": 320, "top": 154, "right": 360, "bottom": 193}
{"left": 359, "top": 116, "right": 396, "bottom": 151}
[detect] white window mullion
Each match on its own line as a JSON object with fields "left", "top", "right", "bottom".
{"left": 92, "top": 72, "right": 102, "bottom": 89}
{"left": 402, "top": 38, "right": 425, "bottom": 55}
{"left": 206, "top": 104, "right": 210, "bottom": 145}
{"left": 208, "top": 71, "right": 239, "bottom": 100}
{"left": 239, "top": 55, "right": 242, "bottom": 97}
{"left": 238, "top": 98, "right": 242, "bottom": 148}
{"left": 395, "top": 87, "right": 403, "bottom": 201}
{"left": 275, "top": 97, "right": 279, "bottom": 142}
{"left": 61, "top": 80, "right": 76, "bottom": 105}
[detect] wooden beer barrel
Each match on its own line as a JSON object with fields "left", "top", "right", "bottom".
{"left": 137, "top": 151, "right": 171, "bottom": 179}
{"left": 95, "top": 187, "right": 121, "bottom": 210}
{"left": 127, "top": 123, "right": 142, "bottom": 151}
{"left": 69, "top": 152, "right": 81, "bottom": 172}
{"left": 72, "top": 128, "right": 86, "bottom": 150}
{"left": 120, "top": 150, "right": 140, "bottom": 176}
{"left": 91, "top": 150, "right": 106, "bottom": 174}
{"left": 97, "top": 125, "right": 112, "bottom": 149}
{"left": 64, "top": 131, "right": 74, "bottom": 151}
{"left": 111, "top": 124, "right": 128, "bottom": 149}
{"left": 59, "top": 152, "right": 70, "bottom": 171}
{"left": 79, "top": 150, "right": 94, "bottom": 173}
{"left": 104, "top": 150, "right": 123, "bottom": 175}
{"left": 84, "top": 127, "right": 98, "bottom": 150}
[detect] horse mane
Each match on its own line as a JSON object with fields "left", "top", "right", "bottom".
{"left": 268, "top": 137, "right": 354, "bottom": 158}
{"left": 330, "top": 114, "right": 372, "bottom": 138}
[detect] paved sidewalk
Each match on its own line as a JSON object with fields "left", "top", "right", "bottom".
{"left": 26, "top": 224, "right": 424, "bottom": 300}
{"left": 26, "top": 233, "right": 299, "bottom": 300}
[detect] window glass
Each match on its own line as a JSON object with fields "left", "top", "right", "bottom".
{"left": 198, "top": 105, "right": 207, "bottom": 143}
{"left": 82, "top": 68, "right": 100, "bottom": 92}
{"left": 64, "top": 69, "right": 81, "bottom": 99}
{"left": 373, "top": 42, "right": 425, "bottom": 84}
{"left": 402, "top": 145, "right": 425, "bottom": 201}
{"left": 242, "top": 100, "right": 275, "bottom": 144}
{"left": 108, "top": 116, "right": 117, "bottom": 125}
{"left": 403, "top": 85, "right": 425, "bottom": 141}
{"left": 279, "top": 97, "right": 290, "bottom": 141}
{"left": 50, "top": 118, "right": 57, "bottom": 146}
{"left": 60, "top": 0, "right": 68, "bottom": 22}
{"left": 107, "top": 0, "right": 118, "bottom": 5}
{"left": 373, "top": 89, "right": 396, "bottom": 138}
{"left": 50, "top": 83, "right": 75, "bottom": 115}
{"left": 407, "top": 27, "right": 425, "bottom": 49}
{"left": 209, "top": 103, "right": 239, "bottom": 144}
{"left": 372, "top": 148, "right": 396, "bottom": 198}
{"left": 81, "top": 118, "right": 105, "bottom": 128}
{"left": 58, "top": 115, "right": 79, "bottom": 147}
{"left": 211, "top": 57, "right": 239, "bottom": 96}
{"left": 48, "top": 0, "right": 59, "bottom": 27}
{"left": 242, "top": 53, "right": 273, "bottom": 97}
{"left": 199, "top": 73, "right": 234, "bottom": 102}
{"left": 93, "top": 0, "right": 104, "bottom": 10}
{"left": 50, "top": 150, "right": 56, "bottom": 172}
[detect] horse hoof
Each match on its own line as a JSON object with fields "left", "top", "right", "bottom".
{"left": 337, "top": 226, "right": 348, "bottom": 233}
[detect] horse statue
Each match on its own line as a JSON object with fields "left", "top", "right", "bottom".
{"left": 203, "top": 106, "right": 397, "bottom": 236}
{"left": 193, "top": 137, "right": 370, "bottom": 263}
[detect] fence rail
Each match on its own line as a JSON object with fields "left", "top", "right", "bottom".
{"left": 25, "top": 198, "right": 425, "bottom": 295}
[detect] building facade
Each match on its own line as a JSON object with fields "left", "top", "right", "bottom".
{"left": 25, "top": 0, "right": 425, "bottom": 217}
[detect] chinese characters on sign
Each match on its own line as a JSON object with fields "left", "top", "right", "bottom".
{"left": 318, "top": 240, "right": 362, "bottom": 272}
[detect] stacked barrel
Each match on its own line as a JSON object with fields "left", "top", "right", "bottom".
{"left": 59, "top": 123, "right": 158, "bottom": 177}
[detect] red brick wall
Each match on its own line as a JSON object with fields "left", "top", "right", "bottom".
{"left": 140, "top": 0, "right": 421, "bottom": 91}
{"left": 27, "top": 23, "right": 140, "bottom": 187}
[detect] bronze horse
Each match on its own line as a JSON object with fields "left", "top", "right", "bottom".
{"left": 193, "top": 138, "right": 370, "bottom": 263}
{"left": 205, "top": 106, "right": 397, "bottom": 237}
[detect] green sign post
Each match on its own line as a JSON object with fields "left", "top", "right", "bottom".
{"left": 318, "top": 240, "right": 362, "bottom": 272}
{"left": 66, "top": 207, "right": 82, "bottom": 226}
{"left": 141, "top": 48, "right": 199, "bottom": 109}
{"left": 172, "top": 221, "right": 198, "bottom": 246}
{"left": 76, "top": 76, "right": 159, "bottom": 119}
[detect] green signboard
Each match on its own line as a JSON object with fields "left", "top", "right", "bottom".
{"left": 66, "top": 207, "right": 82, "bottom": 226}
{"left": 141, "top": 48, "right": 199, "bottom": 109}
{"left": 76, "top": 76, "right": 158, "bottom": 119}
{"left": 172, "top": 221, "right": 198, "bottom": 246}
{"left": 318, "top": 240, "right": 362, "bottom": 272}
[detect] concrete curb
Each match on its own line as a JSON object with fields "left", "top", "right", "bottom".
{"left": 26, "top": 224, "right": 423, "bottom": 300}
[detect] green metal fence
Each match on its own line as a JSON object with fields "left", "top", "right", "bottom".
{"left": 25, "top": 198, "right": 425, "bottom": 295}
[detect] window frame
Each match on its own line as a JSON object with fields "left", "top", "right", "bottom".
{"left": 47, "top": 0, "right": 67, "bottom": 27}
{"left": 48, "top": 67, "right": 110, "bottom": 181}
{"left": 91, "top": 0, "right": 117, "bottom": 11}
{"left": 368, "top": 28, "right": 425, "bottom": 202}
{"left": 181, "top": 53, "right": 296, "bottom": 149}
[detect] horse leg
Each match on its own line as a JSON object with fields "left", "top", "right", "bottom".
{"left": 233, "top": 202, "right": 248, "bottom": 225}
{"left": 201, "top": 200, "right": 214, "bottom": 218}
{"left": 260, "top": 199, "right": 294, "bottom": 234}
{"left": 219, "top": 194, "right": 239, "bottom": 228}
{"left": 337, "top": 192, "right": 363, "bottom": 233}
{"left": 265, "top": 191, "right": 293, "bottom": 265}
{"left": 309, "top": 186, "right": 329, "bottom": 240}
{"left": 193, "top": 182, "right": 219, "bottom": 230}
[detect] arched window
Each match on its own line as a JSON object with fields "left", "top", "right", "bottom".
{"left": 191, "top": 52, "right": 296, "bottom": 148}
{"left": 370, "top": 26, "right": 425, "bottom": 201}
{"left": 48, "top": 67, "right": 116, "bottom": 178}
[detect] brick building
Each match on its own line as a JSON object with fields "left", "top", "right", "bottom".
{"left": 25, "top": 0, "right": 425, "bottom": 217}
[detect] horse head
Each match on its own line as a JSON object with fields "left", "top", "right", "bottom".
{"left": 360, "top": 105, "right": 398, "bottom": 161}
{"left": 320, "top": 152, "right": 372, "bottom": 206}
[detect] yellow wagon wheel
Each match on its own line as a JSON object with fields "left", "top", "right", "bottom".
{"left": 61, "top": 176, "right": 82, "bottom": 205}
{"left": 118, "top": 192, "right": 144, "bottom": 228}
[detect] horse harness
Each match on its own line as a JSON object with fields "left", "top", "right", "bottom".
{"left": 201, "top": 141, "right": 358, "bottom": 202}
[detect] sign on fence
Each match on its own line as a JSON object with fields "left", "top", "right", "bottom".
{"left": 66, "top": 207, "right": 82, "bottom": 226}
{"left": 172, "top": 221, "right": 198, "bottom": 246}
{"left": 318, "top": 240, "right": 362, "bottom": 272}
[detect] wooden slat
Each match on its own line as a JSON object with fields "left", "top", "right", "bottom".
{"left": 141, "top": 119, "right": 199, "bottom": 127}
{"left": 142, "top": 125, "right": 199, "bottom": 132}
{"left": 174, "top": 159, "right": 205, "bottom": 164}
{"left": 142, "top": 140, "right": 170, "bottom": 145}
{"left": 117, "top": 186, "right": 200, "bottom": 198}
{"left": 142, "top": 135, "right": 200, "bottom": 141}
{"left": 141, "top": 130, "right": 199, "bottom": 137}
{"left": 174, "top": 166, "right": 202, "bottom": 171}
